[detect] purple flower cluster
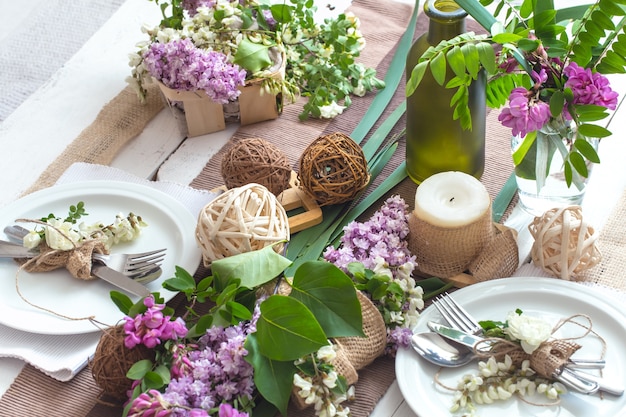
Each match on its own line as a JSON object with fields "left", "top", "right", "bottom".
{"left": 182, "top": 0, "right": 216, "bottom": 14}
{"left": 323, "top": 195, "right": 415, "bottom": 272}
{"left": 143, "top": 38, "right": 246, "bottom": 104}
{"left": 564, "top": 62, "right": 619, "bottom": 110}
{"left": 498, "top": 87, "right": 551, "bottom": 137}
{"left": 161, "top": 323, "right": 254, "bottom": 414}
{"left": 124, "top": 296, "right": 188, "bottom": 349}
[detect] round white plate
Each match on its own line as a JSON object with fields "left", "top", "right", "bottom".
{"left": 0, "top": 181, "right": 202, "bottom": 335}
{"left": 396, "top": 277, "right": 626, "bottom": 417}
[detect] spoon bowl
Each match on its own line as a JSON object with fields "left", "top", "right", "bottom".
{"left": 410, "top": 332, "right": 476, "bottom": 367}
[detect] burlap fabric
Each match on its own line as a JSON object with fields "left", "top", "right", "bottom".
{"left": 22, "top": 83, "right": 164, "bottom": 196}
{"left": 407, "top": 207, "right": 495, "bottom": 278}
{"left": 18, "top": 240, "right": 107, "bottom": 280}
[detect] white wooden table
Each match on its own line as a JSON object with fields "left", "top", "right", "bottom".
{"left": 1, "top": 1, "right": 625, "bottom": 416}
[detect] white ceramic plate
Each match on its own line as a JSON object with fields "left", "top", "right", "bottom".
{"left": 0, "top": 181, "right": 202, "bottom": 335}
{"left": 396, "top": 277, "right": 626, "bottom": 417}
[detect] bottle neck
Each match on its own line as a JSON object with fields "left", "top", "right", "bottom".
{"left": 424, "top": 0, "right": 467, "bottom": 44}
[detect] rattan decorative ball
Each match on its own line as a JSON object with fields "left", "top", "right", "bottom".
{"left": 196, "top": 183, "right": 290, "bottom": 266}
{"left": 91, "top": 325, "right": 155, "bottom": 401}
{"left": 529, "top": 206, "right": 601, "bottom": 281}
{"left": 221, "top": 137, "right": 292, "bottom": 196}
{"left": 298, "top": 132, "right": 370, "bottom": 206}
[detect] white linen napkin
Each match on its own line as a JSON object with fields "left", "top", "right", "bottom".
{"left": 0, "top": 162, "right": 219, "bottom": 381}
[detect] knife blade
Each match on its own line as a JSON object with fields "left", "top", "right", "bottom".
{"left": 91, "top": 263, "right": 151, "bottom": 298}
{"left": 0, "top": 240, "right": 37, "bottom": 258}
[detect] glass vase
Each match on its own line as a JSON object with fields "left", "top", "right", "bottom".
{"left": 405, "top": 0, "right": 486, "bottom": 184}
{"left": 512, "top": 119, "right": 599, "bottom": 216}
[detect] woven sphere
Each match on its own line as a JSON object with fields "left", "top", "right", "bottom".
{"left": 529, "top": 206, "right": 601, "bottom": 280}
{"left": 298, "top": 132, "right": 370, "bottom": 206}
{"left": 91, "top": 325, "right": 154, "bottom": 401}
{"left": 196, "top": 183, "right": 290, "bottom": 265}
{"left": 221, "top": 138, "right": 292, "bottom": 196}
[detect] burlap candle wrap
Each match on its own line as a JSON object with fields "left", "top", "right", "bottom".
{"left": 408, "top": 205, "right": 494, "bottom": 278}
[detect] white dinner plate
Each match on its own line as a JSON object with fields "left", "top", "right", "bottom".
{"left": 0, "top": 181, "right": 202, "bottom": 335}
{"left": 396, "top": 277, "right": 626, "bottom": 417}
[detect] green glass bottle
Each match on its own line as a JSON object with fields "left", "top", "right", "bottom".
{"left": 405, "top": 0, "right": 486, "bottom": 184}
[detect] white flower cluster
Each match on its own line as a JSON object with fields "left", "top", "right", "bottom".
{"left": 24, "top": 213, "right": 146, "bottom": 251}
{"left": 450, "top": 355, "right": 566, "bottom": 416}
{"left": 293, "top": 344, "right": 355, "bottom": 417}
{"left": 372, "top": 257, "right": 424, "bottom": 330}
{"left": 504, "top": 311, "right": 553, "bottom": 354}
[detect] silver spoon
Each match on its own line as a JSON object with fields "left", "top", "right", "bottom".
{"left": 411, "top": 332, "right": 600, "bottom": 395}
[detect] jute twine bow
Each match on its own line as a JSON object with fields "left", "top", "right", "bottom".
{"left": 473, "top": 314, "right": 604, "bottom": 379}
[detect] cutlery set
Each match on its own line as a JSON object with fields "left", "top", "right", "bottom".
{"left": 412, "top": 293, "right": 624, "bottom": 397}
{"left": 0, "top": 225, "right": 164, "bottom": 297}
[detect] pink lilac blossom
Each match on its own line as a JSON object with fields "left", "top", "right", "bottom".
{"left": 123, "top": 296, "right": 188, "bottom": 349}
{"left": 498, "top": 87, "right": 551, "bottom": 137}
{"left": 564, "top": 62, "right": 619, "bottom": 110}
{"left": 143, "top": 38, "right": 246, "bottom": 104}
{"left": 323, "top": 195, "right": 415, "bottom": 272}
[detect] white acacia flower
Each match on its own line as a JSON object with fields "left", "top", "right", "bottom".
{"left": 505, "top": 312, "right": 552, "bottom": 354}
{"left": 319, "top": 102, "right": 345, "bottom": 119}
{"left": 45, "top": 219, "right": 81, "bottom": 250}
{"left": 322, "top": 370, "right": 338, "bottom": 389}
{"left": 317, "top": 344, "right": 336, "bottom": 362}
{"left": 23, "top": 231, "right": 42, "bottom": 249}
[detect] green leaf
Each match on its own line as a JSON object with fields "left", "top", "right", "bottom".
{"left": 244, "top": 334, "right": 295, "bottom": 417}
{"left": 211, "top": 243, "right": 292, "bottom": 290}
{"left": 461, "top": 43, "right": 480, "bottom": 78}
{"left": 270, "top": 4, "right": 293, "bottom": 24}
{"left": 569, "top": 151, "right": 589, "bottom": 177}
{"left": 574, "top": 139, "right": 601, "bottom": 163}
{"left": 110, "top": 290, "right": 134, "bottom": 315}
{"left": 476, "top": 42, "right": 497, "bottom": 74}
{"left": 126, "top": 359, "right": 153, "bottom": 380}
{"left": 549, "top": 90, "right": 565, "bottom": 118}
{"left": 162, "top": 266, "right": 196, "bottom": 292}
{"left": 578, "top": 123, "right": 612, "bottom": 138}
{"left": 233, "top": 37, "right": 272, "bottom": 73}
{"left": 430, "top": 52, "right": 447, "bottom": 85}
{"left": 256, "top": 295, "right": 327, "bottom": 361}
{"left": 289, "top": 261, "right": 364, "bottom": 338}
{"left": 493, "top": 32, "right": 524, "bottom": 43}
{"left": 406, "top": 61, "right": 428, "bottom": 97}
{"left": 446, "top": 45, "right": 466, "bottom": 77}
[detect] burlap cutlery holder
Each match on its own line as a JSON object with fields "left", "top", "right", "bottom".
{"left": 407, "top": 205, "right": 494, "bottom": 278}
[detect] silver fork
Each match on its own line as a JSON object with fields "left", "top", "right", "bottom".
{"left": 93, "top": 249, "right": 165, "bottom": 279}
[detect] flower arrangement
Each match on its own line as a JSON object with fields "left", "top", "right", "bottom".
{"left": 323, "top": 195, "right": 425, "bottom": 355}
{"left": 406, "top": 0, "right": 625, "bottom": 190}
{"left": 109, "top": 244, "right": 366, "bottom": 417}
{"left": 128, "top": 0, "right": 385, "bottom": 120}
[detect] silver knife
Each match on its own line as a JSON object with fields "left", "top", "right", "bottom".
{"left": 428, "top": 321, "right": 623, "bottom": 396}
{"left": 91, "top": 262, "right": 151, "bottom": 298}
{"left": 0, "top": 241, "right": 36, "bottom": 258}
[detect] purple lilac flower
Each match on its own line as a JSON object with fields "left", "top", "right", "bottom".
{"left": 123, "top": 295, "right": 188, "bottom": 349}
{"left": 385, "top": 327, "right": 413, "bottom": 356}
{"left": 323, "top": 195, "right": 415, "bottom": 273}
{"left": 498, "top": 87, "right": 552, "bottom": 137}
{"left": 143, "top": 38, "right": 246, "bottom": 104}
{"left": 564, "top": 62, "right": 619, "bottom": 110}
{"left": 161, "top": 307, "right": 261, "bottom": 415}
{"left": 182, "top": 0, "right": 216, "bottom": 14}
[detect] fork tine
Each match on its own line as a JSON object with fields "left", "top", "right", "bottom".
{"left": 126, "top": 262, "right": 164, "bottom": 276}
{"left": 433, "top": 295, "right": 468, "bottom": 332}
{"left": 124, "top": 256, "right": 165, "bottom": 274}
{"left": 128, "top": 248, "right": 166, "bottom": 261}
{"left": 127, "top": 252, "right": 166, "bottom": 266}
{"left": 439, "top": 292, "right": 482, "bottom": 334}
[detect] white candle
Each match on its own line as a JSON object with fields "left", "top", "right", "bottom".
{"left": 414, "top": 171, "right": 490, "bottom": 228}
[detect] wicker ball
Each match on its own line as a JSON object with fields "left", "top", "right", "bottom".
{"left": 298, "top": 132, "right": 370, "bottom": 206}
{"left": 196, "top": 183, "right": 290, "bottom": 265}
{"left": 91, "top": 325, "right": 155, "bottom": 401}
{"left": 529, "top": 206, "right": 601, "bottom": 280}
{"left": 221, "top": 138, "right": 292, "bottom": 196}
